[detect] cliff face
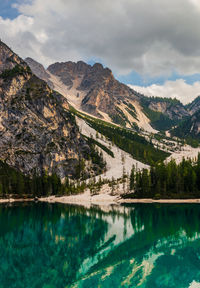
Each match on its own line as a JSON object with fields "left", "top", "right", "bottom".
{"left": 186, "top": 96, "right": 200, "bottom": 115}
{"left": 47, "top": 61, "right": 137, "bottom": 119}
{"left": 168, "top": 96, "right": 200, "bottom": 139}
{"left": 0, "top": 42, "right": 27, "bottom": 73}
{"left": 25, "top": 57, "right": 54, "bottom": 89}
{"left": 48, "top": 61, "right": 90, "bottom": 87}
{"left": 0, "top": 41, "right": 102, "bottom": 179}
{"left": 148, "top": 100, "right": 189, "bottom": 120}
{"left": 188, "top": 112, "right": 200, "bottom": 136}
{"left": 170, "top": 111, "right": 200, "bottom": 139}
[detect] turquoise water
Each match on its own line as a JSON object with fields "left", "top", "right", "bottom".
{"left": 1, "top": 203, "right": 200, "bottom": 288}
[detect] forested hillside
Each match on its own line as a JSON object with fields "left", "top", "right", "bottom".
{"left": 128, "top": 155, "right": 200, "bottom": 199}
{"left": 72, "top": 108, "right": 169, "bottom": 165}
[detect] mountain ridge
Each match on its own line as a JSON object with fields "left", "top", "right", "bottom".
{"left": 26, "top": 57, "right": 194, "bottom": 134}
{"left": 0, "top": 40, "right": 105, "bottom": 179}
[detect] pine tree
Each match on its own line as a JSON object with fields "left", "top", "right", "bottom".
{"left": 130, "top": 165, "right": 135, "bottom": 191}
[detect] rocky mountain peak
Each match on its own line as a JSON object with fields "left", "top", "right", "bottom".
{"left": 25, "top": 57, "right": 48, "bottom": 78}
{"left": 0, "top": 40, "right": 27, "bottom": 73}
{"left": 25, "top": 57, "right": 54, "bottom": 89}
{"left": 92, "top": 63, "right": 103, "bottom": 70}
{"left": 91, "top": 63, "right": 112, "bottom": 76}
{"left": 25, "top": 56, "right": 194, "bottom": 133}
{"left": 47, "top": 61, "right": 90, "bottom": 87}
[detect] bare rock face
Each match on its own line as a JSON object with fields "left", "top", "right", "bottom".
{"left": 148, "top": 100, "right": 189, "bottom": 120}
{"left": 47, "top": 60, "right": 137, "bottom": 119}
{"left": 27, "top": 57, "right": 192, "bottom": 131}
{"left": 186, "top": 96, "right": 200, "bottom": 115}
{"left": 0, "top": 40, "right": 100, "bottom": 179}
{"left": 47, "top": 61, "right": 191, "bottom": 129}
{"left": 25, "top": 57, "right": 54, "bottom": 89}
{"left": 48, "top": 61, "right": 90, "bottom": 87}
{"left": 170, "top": 96, "right": 200, "bottom": 139}
{"left": 0, "top": 42, "right": 27, "bottom": 73}
{"left": 171, "top": 109, "right": 200, "bottom": 139}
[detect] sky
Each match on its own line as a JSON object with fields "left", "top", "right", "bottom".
{"left": 1, "top": 0, "right": 200, "bottom": 104}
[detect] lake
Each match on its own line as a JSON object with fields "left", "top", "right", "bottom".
{"left": 0, "top": 202, "right": 200, "bottom": 288}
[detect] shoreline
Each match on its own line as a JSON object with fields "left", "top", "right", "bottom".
{"left": 2, "top": 195, "right": 200, "bottom": 205}
{"left": 0, "top": 198, "right": 34, "bottom": 204}
{"left": 118, "top": 198, "right": 200, "bottom": 204}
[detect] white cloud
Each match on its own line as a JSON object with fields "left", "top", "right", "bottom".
{"left": 0, "top": 14, "right": 51, "bottom": 66}
{"left": 189, "top": 0, "right": 200, "bottom": 11}
{"left": 129, "top": 79, "right": 200, "bottom": 104}
{"left": 0, "top": 15, "right": 33, "bottom": 36}
{"left": 1, "top": 0, "right": 200, "bottom": 77}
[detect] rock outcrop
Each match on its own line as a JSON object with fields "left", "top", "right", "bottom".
{"left": 0, "top": 40, "right": 103, "bottom": 179}
{"left": 47, "top": 61, "right": 137, "bottom": 119}
{"left": 25, "top": 57, "right": 54, "bottom": 89}
{"left": 186, "top": 96, "right": 200, "bottom": 115}
{"left": 148, "top": 100, "right": 188, "bottom": 120}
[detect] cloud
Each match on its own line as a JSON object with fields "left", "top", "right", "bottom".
{"left": 0, "top": 15, "right": 51, "bottom": 65}
{"left": 129, "top": 79, "right": 200, "bottom": 104}
{"left": 1, "top": 0, "right": 200, "bottom": 77}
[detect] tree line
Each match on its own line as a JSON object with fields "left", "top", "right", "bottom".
{"left": 0, "top": 161, "right": 88, "bottom": 198}
{"left": 82, "top": 116, "right": 169, "bottom": 164}
{"left": 128, "top": 154, "right": 200, "bottom": 199}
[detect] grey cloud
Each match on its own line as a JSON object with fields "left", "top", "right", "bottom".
{"left": 1, "top": 0, "right": 200, "bottom": 76}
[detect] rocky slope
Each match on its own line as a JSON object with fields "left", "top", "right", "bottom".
{"left": 141, "top": 97, "right": 188, "bottom": 120}
{"left": 0, "top": 40, "right": 104, "bottom": 179}
{"left": 171, "top": 110, "right": 200, "bottom": 140}
{"left": 139, "top": 96, "right": 189, "bottom": 131}
{"left": 186, "top": 96, "right": 200, "bottom": 115}
{"left": 169, "top": 97, "right": 200, "bottom": 140}
{"left": 47, "top": 61, "right": 142, "bottom": 125}
{"left": 27, "top": 59, "right": 154, "bottom": 131}
{"left": 25, "top": 57, "right": 54, "bottom": 89}
{"left": 170, "top": 112, "right": 200, "bottom": 139}
{"left": 27, "top": 58, "right": 191, "bottom": 133}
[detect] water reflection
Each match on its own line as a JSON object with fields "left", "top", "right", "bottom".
{"left": 0, "top": 203, "right": 200, "bottom": 287}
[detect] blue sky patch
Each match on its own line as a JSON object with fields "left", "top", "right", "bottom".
{"left": 0, "top": 0, "right": 20, "bottom": 20}
{"left": 116, "top": 70, "right": 200, "bottom": 86}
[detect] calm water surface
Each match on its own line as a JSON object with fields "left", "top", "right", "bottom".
{"left": 0, "top": 202, "right": 200, "bottom": 288}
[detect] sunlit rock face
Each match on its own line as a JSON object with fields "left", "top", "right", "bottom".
{"left": 0, "top": 41, "right": 27, "bottom": 73}
{"left": 28, "top": 58, "right": 141, "bottom": 127}
{"left": 27, "top": 57, "right": 191, "bottom": 132}
{"left": 0, "top": 40, "right": 100, "bottom": 179}
{"left": 148, "top": 100, "right": 189, "bottom": 120}
{"left": 47, "top": 60, "right": 139, "bottom": 121}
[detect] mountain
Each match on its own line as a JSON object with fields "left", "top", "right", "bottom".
{"left": 25, "top": 57, "right": 54, "bottom": 89}
{"left": 46, "top": 61, "right": 149, "bottom": 130}
{"left": 26, "top": 58, "right": 191, "bottom": 133}
{"left": 186, "top": 96, "right": 200, "bottom": 115}
{"left": 171, "top": 110, "right": 200, "bottom": 142}
{"left": 26, "top": 59, "right": 155, "bottom": 132}
{"left": 169, "top": 96, "right": 200, "bottom": 142}
{"left": 0, "top": 40, "right": 104, "bottom": 179}
{"left": 139, "top": 96, "right": 189, "bottom": 131}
